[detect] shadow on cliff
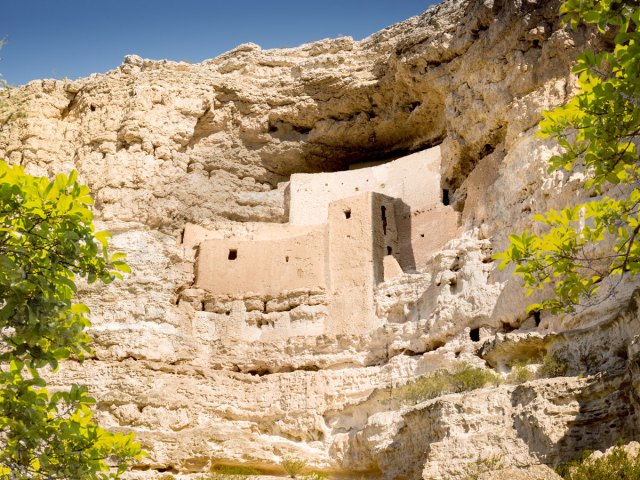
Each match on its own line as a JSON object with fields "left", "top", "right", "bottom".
{"left": 510, "top": 290, "right": 640, "bottom": 467}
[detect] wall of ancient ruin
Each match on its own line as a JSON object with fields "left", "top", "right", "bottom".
{"left": 288, "top": 147, "right": 442, "bottom": 226}
{"left": 396, "top": 204, "right": 461, "bottom": 271}
{"left": 195, "top": 227, "right": 327, "bottom": 296}
{"left": 325, "top": 192, "right": 399, "bottom": 334}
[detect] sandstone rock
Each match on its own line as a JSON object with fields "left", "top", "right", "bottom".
{"left": 477, "top": 465, "right": 561, "bottom": 480}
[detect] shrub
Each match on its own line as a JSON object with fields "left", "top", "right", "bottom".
{"left": 507, "top": 361, "right": 535, "bottom": 384}
{"left": 463, "top": 454, "right": 504, "bottom": 480}
{"left": 282, "top": 457, "right": 308, "bottom": 478}
{"left": 205, "top": 464, "right": 262, "bottom": 479}
{"left": 538, "top": 354, "right": 568, "bottom": 378}
{"left": 399, "top": 364, "right": 501, "bottom": 404}
{"left": 557, "top": 443, "right": 640, "bottom": 480}
{"left": 451, "top": 364, "right": 501, "bottom": 393}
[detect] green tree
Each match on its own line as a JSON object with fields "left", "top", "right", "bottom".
{"left": 0, "top": 161, "right": 141, "bottom": 478}
{"left": 496, "top": 0, "right": 640, "bottom": 313}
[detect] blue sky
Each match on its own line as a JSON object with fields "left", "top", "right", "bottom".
{"left": 1, "top": 1, "right": 437, "bottom": 86}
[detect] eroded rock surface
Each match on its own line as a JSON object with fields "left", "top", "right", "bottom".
{"left": 1, "top": 0, "right": 639, "bottom": 479}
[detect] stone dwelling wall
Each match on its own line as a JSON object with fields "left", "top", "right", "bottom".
{"left": 326, "top": 192, "right": 398, "bottom": 334}
{"left": 288, "top": 147, "right": 442, "bottom": 226}
{"left": 396, "top": 204, "right": 461, "bottom": 271}
{"left": 193, "top": 191, "right": 402, "bottom": 336}
{"left": 195, "top": 227, "right": 327, "bottom": 296}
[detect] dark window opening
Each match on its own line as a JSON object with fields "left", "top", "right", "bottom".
{"left": 285, "top": 256, "right": 289, "bottom": 263}
{"left": 381, "top": 205, "right": 387, "bottom": 235}
{"left": 443, "top": 189, "right": 450, "bottom": 206}
{"left": 470, "top": 328, "right": 480, "bottom": 342}
{"left": 533, "top": 310, "right": 541, "bottom": 327}
{"left": 482, "top": 143, "right": 495, "bottom": 156}
{"left": 344, "top": 209, "right": 351, "bottom": 219}
{"left": 387, "top": 246, "right": 392, "bottom": 255}
{"left": 228, "top": 249, "right": 238, "bottom": 260}
{"left": 420, "top": 233, "right": 425, "bottom": 238}
{"left": 501, "top": 322, "right": 515, "bottom": 333}
{"left": 90, "top": 104, "right": 96, "bottom": 112}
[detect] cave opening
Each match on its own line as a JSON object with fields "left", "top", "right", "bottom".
{"left": 470, "top": 328, "right": 480, "bottom": 342}
{"left": 228, "top": 249, "right": 238, "bottom": 260}
{"left": 533, "top": 310, "right": 541, "bottom": 327}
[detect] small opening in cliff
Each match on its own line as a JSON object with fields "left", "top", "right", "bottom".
{"left": 442, "top": 189, "right": 450, "bottom": 206}
{"left": 470, "top": 328, "right": 480, "bottom": 342}
{"left": 533, "top": 310, "right": 541, "bottom": 327}
{"left": 90, "top": 104, "right": 96, "bottom": 112}
{"left": 285, "top": 256, "right": 289, "bottom": 263}
{"left": 247, "top": 368, "right": 271, "bottom": 376}
{"left": 482, "top": 143, "right": 495, "bottom": 156}
{"left": 381, "top": 206, "right": 387, "bottom": 234}
{"left": 344, "top": 209, "right": 351, "bottom": 219}
{"left": 387, "top": 246, "right": 392, "bottom": 255}
{"left": 228, "top": 249, "right": 238, "bottom": 260}
{"left": 501, "top": 322, "right": 515, "bottom": 333}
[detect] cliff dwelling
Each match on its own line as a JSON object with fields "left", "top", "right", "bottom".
{"left": 182, "top": 146, "right": 460, "bottom": 341}
{"left": 5, "top": 0, "right": 640, "bottom": 478}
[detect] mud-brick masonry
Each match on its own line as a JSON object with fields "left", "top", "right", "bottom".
{"left": 184, "top": 146, "right": 460, "bottom": 337}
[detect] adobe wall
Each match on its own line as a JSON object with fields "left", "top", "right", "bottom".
{"left": 195, "top": 227, "right": 327, "bottom": 297}
{"left": 183, "top": 222, "right": 322, "bottom": 249}
{"left": 325, "top": 192, "right": 398, "bottom": 334}
{"left": 395, "top": 204, "right": 462, "bottom": 271}
{"left": 289, "top": 146, "right": 442, "bottom": 226}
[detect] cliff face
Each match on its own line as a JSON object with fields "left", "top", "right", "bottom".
{"left": 1, "top": 0, "right": 639, "bottom": 479}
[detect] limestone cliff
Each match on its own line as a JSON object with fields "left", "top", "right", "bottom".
{"left": 1, "top": 0, "right": 638, "bottom": 479}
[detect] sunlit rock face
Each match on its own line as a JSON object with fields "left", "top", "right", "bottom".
{"left": 1, "top": 0, "right": 639, "bottom": 479}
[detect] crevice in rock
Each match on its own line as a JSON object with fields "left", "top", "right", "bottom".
{"left": 59, "top": 91, "right": 79, "bottom": 119}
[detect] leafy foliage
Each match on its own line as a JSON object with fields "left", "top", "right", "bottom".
{"left": 538, "top": 353, "right": 569, "bottom": 378}
{"left": 506, "top": 354, "right": 568, "bottom": 384}
{"left": 204, "top": 464, "right": 263, "bottom": 479}
{"left": 281, "top": 458, "right": 308, "bottom": 478}
{"left": 398, "top": 364, "right": 501, "bottom": 404}
{"left": 507, "top": 361, "right": 536, "bottom": 384}
{"left": 495, "top": 0, "right": 640, "bottom": 313}
{"left": 557, "top": 443, "right": 640, "bottom": 479}
{"left": 463, "top": 454, "right": 504, "bottom": 480}
{"left": 0, "top": 161, "right": 141, "bottom": 478}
